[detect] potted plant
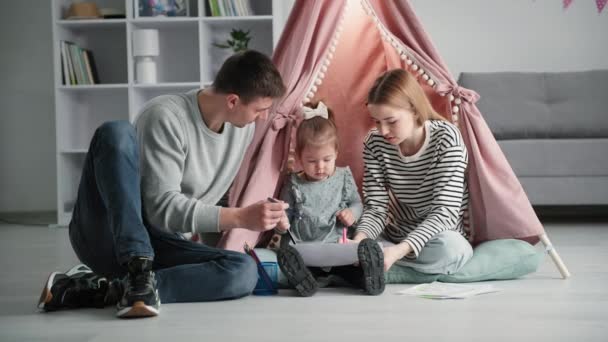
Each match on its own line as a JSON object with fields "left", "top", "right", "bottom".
{"left": 211, "top": 29, "right": 252, "bottom": 75}
{"left": 213, "top": 29, "right": 252, "bottom": 52}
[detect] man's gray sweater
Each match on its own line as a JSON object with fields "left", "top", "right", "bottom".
{"left": 135, "top": 89, "right": 254, "bottom": 234}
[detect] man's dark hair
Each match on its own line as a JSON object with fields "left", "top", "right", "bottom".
{"left": 213, "top": 50, "right": 286, "bottom": 104}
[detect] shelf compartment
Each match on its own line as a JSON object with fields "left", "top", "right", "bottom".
{"left": 200, "top": 19, "right": 273, "bottom": 82}
{"left": 56, "top": 88, "right": 129, "bottom": 151}
{"left": 131, "top": 23, "right": 200, "bottom": 83}
{"left": 57, "top": 152, "right": 86, "bottom": 224}
{"left": 56, "top": 25, "right": 128, "bottom": 84}
{"left": 202, "top": 0, "right": 272, "bottom": 17}
{"left": 134, "top": 0, "right": 200, "bottom": 18}
{"left": 54, "top": 0, "right": 126, "bottom": 21}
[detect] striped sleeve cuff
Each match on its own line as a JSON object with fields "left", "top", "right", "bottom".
{"left": 356, "top": 215, "right": 385, "bottom": 240}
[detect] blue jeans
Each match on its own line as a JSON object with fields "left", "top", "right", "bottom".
{"left": 69, "top": 121, "right": 258, "bottom": 303}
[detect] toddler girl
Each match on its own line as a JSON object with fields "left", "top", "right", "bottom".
{"left": 272, "top": 101, "right": 384, "bottom": 297}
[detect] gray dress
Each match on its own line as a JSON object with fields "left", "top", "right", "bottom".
{"left": 279, "top": 166, "right": 362, "bottom": 244}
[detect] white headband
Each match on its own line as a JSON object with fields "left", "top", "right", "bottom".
{"left": 302, "top": 101, "right": 329, "bottom": 120}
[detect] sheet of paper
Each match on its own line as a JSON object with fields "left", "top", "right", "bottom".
{"left": 396, "top": 282, "right": 500, "bottom": 299}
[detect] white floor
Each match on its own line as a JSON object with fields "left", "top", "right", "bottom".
{"left": 0, "top": 220, "right": 607, "bottom": 342}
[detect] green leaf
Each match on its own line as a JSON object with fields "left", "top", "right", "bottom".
{"left": 214, "top": 28, "right": 252, "bottom": 53}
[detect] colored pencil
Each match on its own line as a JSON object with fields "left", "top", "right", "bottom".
{"left": 267, "top": 197, "right": 296, "bottom": 244}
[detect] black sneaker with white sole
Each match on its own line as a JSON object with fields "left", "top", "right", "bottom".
{"left": 276, "top": 245, "right": 318, "bottom": 297}
{"left": 357, "top": 238, "right": 385, "bottom": 295}
{"left": 116, "top": 257, "right": 160, "bottom": 318}
{"left": 38, "top": 264, "right": 109, "bottom": 311}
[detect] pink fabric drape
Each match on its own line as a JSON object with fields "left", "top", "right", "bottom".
{"left": 218, "top": 0, "right": 347, "bottom": 251}
{"left": 219, "top": 0, "right": 544, "bottom": 251}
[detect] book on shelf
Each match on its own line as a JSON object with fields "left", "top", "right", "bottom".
{"left": 84, "top": 49, "right": 100, "bottom": 84}
{"left": 69, "top": 43, "right": 85, "bottom": 84}
{"left": 60, "top": 41, "right": 71, "bottom": 85}
{"left": 206, "top": 0, "right": 253, "bottom": 17}
{"left": 59, "top": 40, "right": 99, "bottom": 85}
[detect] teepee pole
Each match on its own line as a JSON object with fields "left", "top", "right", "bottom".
{"left": 539, "top": 233, "right": 570, "bottom": 279}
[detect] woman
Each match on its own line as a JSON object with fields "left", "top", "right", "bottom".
{"left": 353, "top": 69, "right": 473, "bottom": 274}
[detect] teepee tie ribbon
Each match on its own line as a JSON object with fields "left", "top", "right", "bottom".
{"left": 436, "top": 84, "right": 480, "bottom": 104}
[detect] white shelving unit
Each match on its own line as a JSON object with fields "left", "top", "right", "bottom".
{"left": 51, "top": 0, "right": 290, "bottom": 225}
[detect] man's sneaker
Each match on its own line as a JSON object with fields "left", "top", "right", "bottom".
{"left": 116, "top": 257, "right": 160, "bottom": 318}
{"left": 357, "top": 239, "right": 385, "bottom": 295}
{"left": 276, "top": 245, "right": 318, "bottom": 297}
{"left": 38, "top": 264, "right": 109, "bottom": 311}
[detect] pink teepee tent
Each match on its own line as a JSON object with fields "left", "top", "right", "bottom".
{"left": 218, "top": 0, "right": 569, "bottom": 279}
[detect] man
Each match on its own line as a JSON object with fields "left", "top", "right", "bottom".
{"left": 38, "top": 50, "right": 289, "bottom": 318}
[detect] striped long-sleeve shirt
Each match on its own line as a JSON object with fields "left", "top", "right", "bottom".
{"left": 356, "top": 120, "right": 469, "bottom": 258}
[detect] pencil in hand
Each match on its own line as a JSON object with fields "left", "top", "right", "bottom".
{"left": 267, "top": 197, "right": 296, "bottom": 245}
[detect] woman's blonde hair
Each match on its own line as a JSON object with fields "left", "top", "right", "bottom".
{"left": 295, "top": 101, "right": 339, "bottom": 157}
{"left": 367, "top": 69, "right": 445, "bottom": 125}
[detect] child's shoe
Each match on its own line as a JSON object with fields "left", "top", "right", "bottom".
{"left": 276, "top": 245, "right": 318, "bottom": 297}
{"left": 357, "top": 239, "right": 385, "bottom": 295}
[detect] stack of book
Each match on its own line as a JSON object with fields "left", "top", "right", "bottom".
{"left": 60, "top": 40, "right": 99, "bottom": 85}
{"left": 207, "top": 0, "right": 254, "bottom": 17}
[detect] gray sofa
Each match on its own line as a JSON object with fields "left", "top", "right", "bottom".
{"left": 458, "top": 70, "right": 608, "bottom": 206}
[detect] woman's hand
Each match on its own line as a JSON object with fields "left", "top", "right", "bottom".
{"left": 382, "top": 242, "right": 412, "bottom": 271}
{"left": 352, "top": 232, "right": 368, "bottom": 243}
{"left": 336, "top": 209, "right": 355, "bottom": 227}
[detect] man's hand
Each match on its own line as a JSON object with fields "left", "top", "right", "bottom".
{"left": 275, "top": 207, "right": 290, "bottom": 232}
{"left": 238, "top": 200, "right": 289, "bottom": 232}
{"left": 336, "top": 209, "right": 355, "bottom": 227}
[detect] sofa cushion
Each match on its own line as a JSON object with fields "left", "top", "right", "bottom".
{"left": 458, "top": 70, "right": 608, "bottom": 140}
{"left": 518, "top": 176, "right": 608, "bottom": 205}
{"left": 440, "top": 239, "right": 544, "bottom": 283}
{"left": 498, "top": 139, "right": 608, "bottom": 177}
{"left": 384, "top": 239, "right": 543, "bottom": 284}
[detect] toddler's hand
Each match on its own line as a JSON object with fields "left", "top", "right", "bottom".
{"left": 336, "top": 209, "right": 355, "bottom": 227}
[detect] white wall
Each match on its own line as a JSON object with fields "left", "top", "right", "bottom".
{"left": 410, "top": 0, "right": 608, "bottom": 77}
{"left": 0, "top": 1, "right": 55, "bottom": 212}
{"left": 0, "top": 0, "right": 606, "bottom": 212}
